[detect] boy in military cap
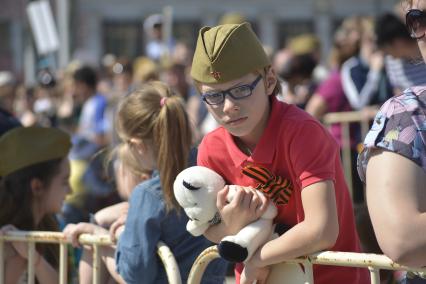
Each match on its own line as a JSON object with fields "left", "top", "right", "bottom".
{"left": 191, "top": 22, "right": 369, "bottom": 284}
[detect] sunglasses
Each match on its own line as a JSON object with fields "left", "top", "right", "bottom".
{"left": 406, "top": 9, "right": 426, "bottom": 40}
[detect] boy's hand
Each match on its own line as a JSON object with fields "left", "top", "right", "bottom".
{"left": 217, "top": 185, "right": 268, "bottom": 236}
{"left": 241, "top": 261, "right": 270, "bottom": 284}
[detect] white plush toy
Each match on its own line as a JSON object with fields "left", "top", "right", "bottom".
{"left": 173, "top": 165, "right": 277, "bottom": 263}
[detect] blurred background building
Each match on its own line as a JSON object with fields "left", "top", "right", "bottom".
{"left": 1, "top": 0, "right": 397, "bottom": 83}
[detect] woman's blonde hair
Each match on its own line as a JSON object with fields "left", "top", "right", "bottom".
{"left": 116, "top": 81, "right": 193, "bottom": 211}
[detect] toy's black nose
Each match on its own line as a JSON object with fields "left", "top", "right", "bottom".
{"left": 183, "top": 180, "right": 200, "bottom": 190}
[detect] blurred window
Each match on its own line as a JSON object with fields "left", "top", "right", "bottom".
{"left": 102, "top": 20, "right": 201, "bottom": 58}
{"left": 277, "top": 20, "right": 313, "bottom": 49}
{"left": 103, "top": 21, "right": 143, "bottom": 59}
{"left": 172, "top": 20, "right": 200, "bottom": 49}
{"left": 0, "top": 21, "right": 13, "bottom": 71}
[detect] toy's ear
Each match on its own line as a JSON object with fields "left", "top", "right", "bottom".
{"left": 174, "top": 181, "right": 197, "bottom": 209}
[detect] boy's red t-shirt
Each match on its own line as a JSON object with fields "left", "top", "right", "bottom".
{"left": 197, "top": 96, "right": 369, "bottom": 284}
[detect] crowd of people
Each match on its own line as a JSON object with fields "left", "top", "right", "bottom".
{"left": 0, "top": 1, "right": 425, "bottom": 283}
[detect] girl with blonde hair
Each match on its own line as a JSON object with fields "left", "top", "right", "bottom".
{"left": 65, "top": 82, "right": 228, "bottom": 284}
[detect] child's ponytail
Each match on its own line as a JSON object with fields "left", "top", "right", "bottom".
{"left": 116, "top": 82, "right": 193, "bottom": 212}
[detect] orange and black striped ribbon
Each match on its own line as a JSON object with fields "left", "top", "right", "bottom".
{"left": 242, "top": 165, "right": 293, "bottom": 206}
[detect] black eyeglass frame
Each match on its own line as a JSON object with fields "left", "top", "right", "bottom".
{"left": 201, "top": 75, "right": 263, "bottom": 105}
{"left": 406, "top": 9, "right": 426, "bottom": 40}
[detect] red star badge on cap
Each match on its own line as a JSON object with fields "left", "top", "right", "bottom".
{"left": 210, "top": 71, "right": 221, "bottom": 80}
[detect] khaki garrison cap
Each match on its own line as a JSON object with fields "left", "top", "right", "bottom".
{"left": 190, "top": 22, "right": 270, "bottom": 84}
{"left": 288, "top": 34, "right": 320, "bottom": 56}
{"left": 0, "top": 126, "right": 71, "bottom": 177}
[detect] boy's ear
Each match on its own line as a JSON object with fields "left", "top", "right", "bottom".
{"left": 264, "top": 67, "right": 278, "bottom": 96}
{"left": 30, "top": 178, "right": 44, "bottom": 196}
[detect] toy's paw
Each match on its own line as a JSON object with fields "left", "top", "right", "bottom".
{"left": 218, "top": 240, "right": 248, "bottom": 263}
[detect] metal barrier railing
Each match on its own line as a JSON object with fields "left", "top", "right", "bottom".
{"left": 3, "top": 231, "right": 426, "bottom": 283}
{"left": 188, "top": 246, "right": 426, "bottom": 284}
{"left": 0, "top": 230, "right": 182, "bottom": 284}
{"left": 322, "top": 110, "right": 374, "bottom": 200}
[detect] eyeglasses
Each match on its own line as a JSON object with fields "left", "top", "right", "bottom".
{"left": 201, "top": 75, "right": 262, "bottom": 105}
{"left": 406, "top": 9, "right": 426, "bottom": 40}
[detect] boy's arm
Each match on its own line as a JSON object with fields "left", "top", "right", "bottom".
{"left": 249, "top": 180, "right": 339, "bottom": 267}
{"left": 203, "top": 186, "right": 269, "bottom": 243}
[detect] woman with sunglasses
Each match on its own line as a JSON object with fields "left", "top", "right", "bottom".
{"left": 357, "top": 1, "right": 426, "bottom": 282}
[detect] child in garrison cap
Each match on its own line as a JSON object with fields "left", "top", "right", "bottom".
{"left": 0, "top": 126, "right": 71, "bottom": 283}
{"left": 191, "top": 22, "right": 370, "bottom": 284}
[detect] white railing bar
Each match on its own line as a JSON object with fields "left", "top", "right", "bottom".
{"left": 323, "top": 111, "right": 368, "bottom": 124}
{"left": 0, "top": 231, "right": 113, "bottom": 246}
{"left": 0, "top": 231, "right": 183, "bottom": 284}
{"left": 27, "top": 242, "right": 36, "bottom": 284}
{"left": 157, "top": 241, "right": 182, "bottom": 284}
{"left": 361, "top": 120, "right": 370, "bottom": 138}
{"left": 369, "top": 266, "right": 381, "bottom": 284}
{"left": 5, "top": 232, "right": 426, "bottom": 283}
{"left": 308, "top": 251, "right": 426, "bottom": 272}
{"left": 59, "top": 243, "right": 67, "bottom": 284}
{"left": 92, "top": 244, "right": 101, "bottom": 284}
{"left": 188, "top": 246, "right": 219, "bottom": 284}
{"left": 188, "top": 246, "right": 426, "bottom": 284}
{"left": 341, "top": 122, "right": 353, "bottom": 199}
{"left": 302, "top": 259, "right": 314, "bottom": 283}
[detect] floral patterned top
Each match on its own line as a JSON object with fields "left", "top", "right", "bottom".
{"left": 357, "top": 86, "right": 426, "bottom": 181}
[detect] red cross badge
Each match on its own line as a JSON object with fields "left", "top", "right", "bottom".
{"left": 210, "top": 71, "right": 221, "bottom": 80}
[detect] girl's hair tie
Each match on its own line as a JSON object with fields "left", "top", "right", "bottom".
{"left": 160, "top": 97, "right": 168, "bottom": 107}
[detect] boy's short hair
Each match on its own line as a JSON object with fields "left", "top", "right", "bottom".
{"left": 190, "top": 22, "right": 270, "bottom": 84}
